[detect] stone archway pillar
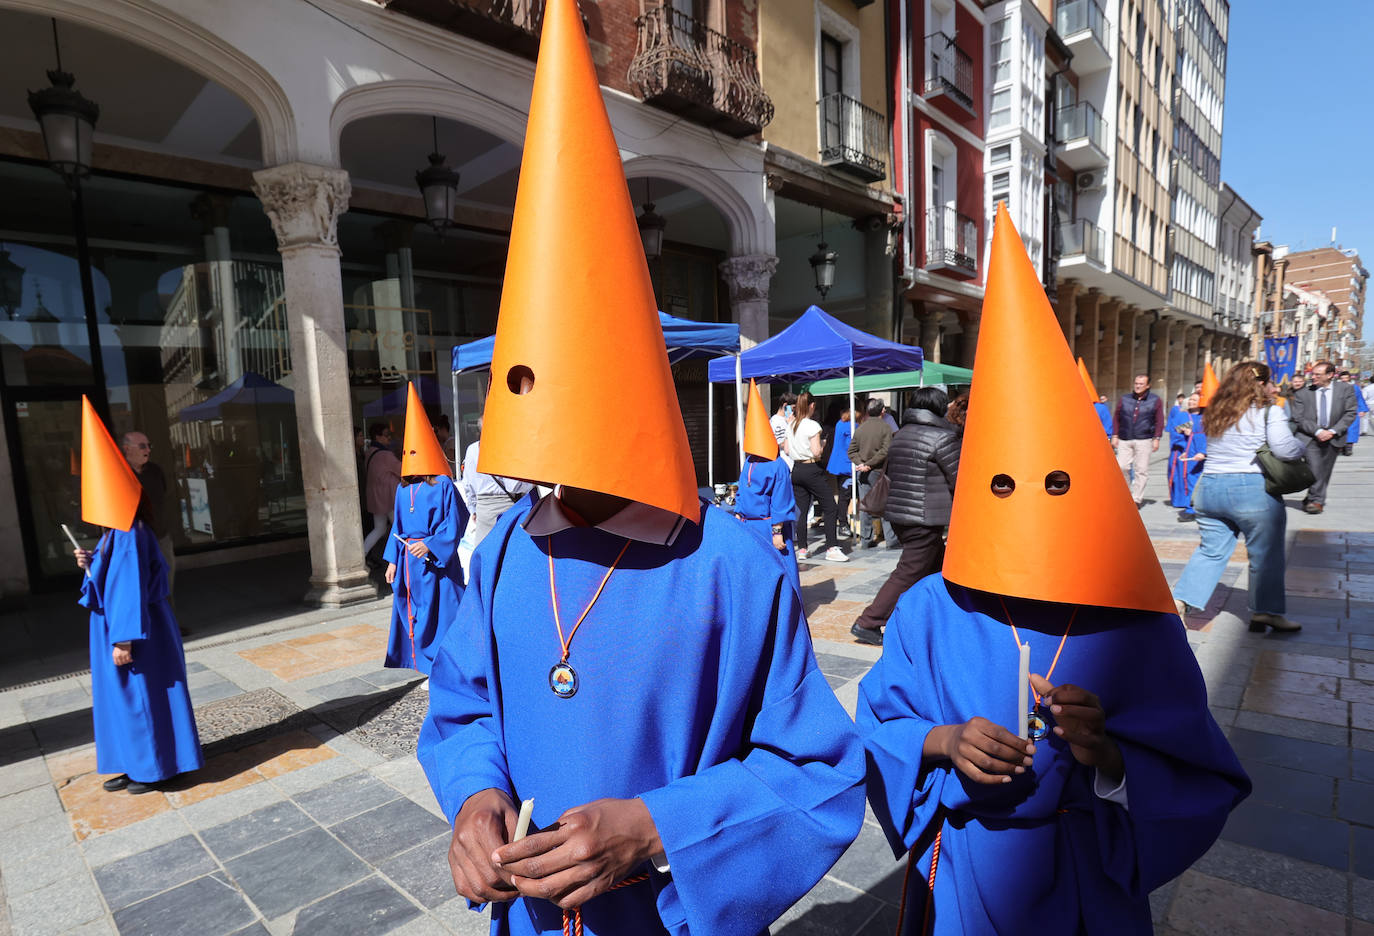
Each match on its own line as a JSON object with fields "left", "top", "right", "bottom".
{"left": 719, "top": 254, "right": 778, "bottom": 350}
{"left": 253, "top": 162, "right": 375, "bottom": 608}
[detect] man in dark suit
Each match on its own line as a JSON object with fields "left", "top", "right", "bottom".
{"left": 1288, "top": 360, "right": 1359, "bottom": 513}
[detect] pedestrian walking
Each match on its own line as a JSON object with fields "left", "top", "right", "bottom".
{"left": 459, "top": 418, "right": 533, "bottom": 545}
{"left": 770, "top": 391, "right": 798, "bottom": 469}
{"left": 120, "top": 430, "right": 176, "bottom": 602}
{"left": 790, "top": 391, "right": 847, "bottom": 561}
{"left": 361, "top": 421, "right": 401, "bottom": 566}
{"left": 857, "top": 207, "right": 1249, "bottom": 936}
{"left": 733, "top": 379, "right": 801, "bottom": 593}
{"left": 383, "top": 384, "right": 468, "bottom": 680}
{"left": 75, "top": 397, "right": 202, "bottom": 795}
{"left": 1173, "top": 362, "right": 1306, "bottom": 631}
{"left": 417, "top": 10, "right": 866, "bottom": 930}
{"left": 1111, "top": 373, "right": 1165, "bottom": 505}
{"left": 824, "top": 403, "right": 854, "bottom": 537}
{"left": 1287, "top": 360, "right": 1359, "bottom": 513}
{"left": 1167, "top": 392, "right": 1206, "bottom": 521}
{"left": 848, "top": 399, "right": 895, "bottom": 548}
{"left": 849, "top": 387, "right": 959, "bottom": 646}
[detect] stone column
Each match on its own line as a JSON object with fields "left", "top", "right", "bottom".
{"left": 1166, "top": 319, "right": 1186, "bottom": 401}
{"left": 1056, "top": 280, "right": 1080, "bottom": 349}
{"left": 252, "top": 162, "right": 375, "bottom": 608}
{"left": 1115, "top": 307, "right": 1137, "bottom": 403}
{"left": 1098, "top": 298, "right": 1120, "bottom": 401}
{"left": 1132, "top": 311, "right": 1151, "bottom": 390}
{"left": 959, "top": 310, "right": 981, "bottom": 368}
{"left": 1199, "top": 330, "right": 1215, "bottom": 375}
{"left": 1075, "top": 290, "right": 1102, "bottom": 376}
{"left": 1184, "top": 325, "right": 1202, "bottom": 391}
{"left": 719, "top": 254, "right": 778, "bottom": 351}
{"left": 918, "top": 307, "right": 943, "bottom": 362}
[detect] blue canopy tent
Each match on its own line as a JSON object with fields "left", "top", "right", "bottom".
{"left": 706, "top": 305, "right": 923, "bottom": 491}
{"left": 177, "top": 372, "right": 294, "bottom": 422}
{"left": 361, "top": 374, "right": 441, "bottom": 419}
{"left": 450, "top": 312, "right": 741, "bottom": 483}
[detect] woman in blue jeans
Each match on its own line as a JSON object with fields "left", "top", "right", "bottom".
{"left": 1173, "top": 362, "right": 1306, "bottom": 632}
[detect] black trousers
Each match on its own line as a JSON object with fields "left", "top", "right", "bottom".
{"left": 855, "top": 523, "right": 945, "bottom": 630}
{"left": 1303, "top": 438, "right": 1341, "bottom": 505}
{"left": 792, "top": 461, "right": 838, "bottom": 551}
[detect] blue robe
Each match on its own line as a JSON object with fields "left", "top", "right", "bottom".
{"left": 383, "top": 476, "right": 467, "bottom": 674}
{"left": 826, "top": 419, "right": 853, "bottom": 476}
{"left": 733, "top": 455, "right": 801, "bottom": 594}
{"left": 80, "top": 521, "right": 203, "bottom": 783}
{"left": 1349, "top": 388, "right": 1369, "bottom": 445}
{"left": 1167, "top": 411, "right": 1207, "bottom": 512}
{"left": 857, "top": 575, "right": 1249, "bottom": 935}
{"left": 418, "top": 499, "right": 865, "bottom": 936}
{"left": 1093, "top": 401, "right": 1113, "bottom": 436}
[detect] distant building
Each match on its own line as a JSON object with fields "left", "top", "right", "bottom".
{"left": 1281, "top": 245, "right": 1369, "bottom": 369}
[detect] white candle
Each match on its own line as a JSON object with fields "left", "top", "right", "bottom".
{"left": 1017, "top": 641, "right": 1030, "bottom": 740}
{"left": 513, "top": 798, "right": 535, "bottom": 841}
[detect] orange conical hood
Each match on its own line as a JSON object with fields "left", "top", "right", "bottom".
{"left": 1076, "top": 357, "right": 1100, "bottom": 404}
{"left": 942, "top": 206, "right": 1175, "bottom": 615}
{"left": 742, "top": 380, "right": 779, "bottom": 460}
{"left": 401, "top": 383, "right": 450, "bottom": 477}
{"left": 1199, "top": 362, "right": 1220, "bottom": 407}
{"left": 80, "top": 396, "right": 141, "bottom": 532}
{"left": 475, "top": 0, "right": 697, "bottom": 521}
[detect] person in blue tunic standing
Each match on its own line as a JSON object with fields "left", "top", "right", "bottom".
{"left": 1342, "top": 371, "right": 1369, "bottom": 455}
{"left": 825, "top": 401, "right": 854, "bottom": 535}
{"left": 856, "top": 208, "right": 1249, "bottom": 936}
{"left": 416, "top": 6, "right": 865, "bottom": 934}
{"left": 733, "top": 379, "right": 801, "bottom": 594}
{"left": 383, "top": 383, "right": 467, "bottom": 681}
{"left": 1167, "top": 391, "right": 1207, "bottom": 521}
{"left": 73, "top": 397, "right": 202, "bottom": 795}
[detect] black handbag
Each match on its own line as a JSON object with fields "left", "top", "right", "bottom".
{"left": 1255, "top": 406, "right": 1315, "bottom": 496}
{"left": 859, "top": 469, "right": 891, "bottom": 517}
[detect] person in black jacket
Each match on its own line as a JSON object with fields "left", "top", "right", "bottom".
{"left": 850, "top": 388, "right": 960, "bottom": 645}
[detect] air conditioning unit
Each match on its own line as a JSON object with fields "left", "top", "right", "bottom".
{"left": 1076, "top": 171, "right": 1105, "bottom": 192}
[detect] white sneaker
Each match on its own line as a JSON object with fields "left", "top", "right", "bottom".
{"left": 825, "top": 547, "right": 849, "bottom": 563}
{"left": 795, "top": 547, "right": 809, "bottom": 560}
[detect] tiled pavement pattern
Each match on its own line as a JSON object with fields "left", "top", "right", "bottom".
{"left": 0, "top": 444, "right": 1370, "bottom": 935}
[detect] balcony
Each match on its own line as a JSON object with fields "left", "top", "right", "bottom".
{"left": 1055, "top": 0, "right": 1110, "bottom": 74}
{"left": 925, "top": 206, "right": 978, "bottom": 277}
{"left": 628, "top": 4, "right": 773, "bottom": 138}
{"left": 1058, "top": 219, "right": 1106, "bottom": 268}
{"left": 818, "top": 93, "right": 887, "bottom": 183}
{"left": 1055, "top": 101, "right": 1109, "bottom": 171}
{"left": 923, "top": 32, "right": 974, "bottom": 115}
{"left": 384, "top": 0, "right": 544, "bottom": 61}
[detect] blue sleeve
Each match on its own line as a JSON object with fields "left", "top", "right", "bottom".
{"left": 855, "top": 581, "right": 950, "bottom": 858}
{"left": 425, "top": 480, "right": 467, "bottom": 579}
{"left": 1193, "top": 423, "right": 1207, "bottom": 456}
{"left": 383, "top": 487, "right": 403, "bottom": 565}
{"left": 637, "top": 565, "right": 866, "bottom": 936}
{"left": 768, "top": 462, "right": 797, "bottom": 524}
{"left": 1168, "top": 413, "right": 1189, "bottom": 448}
{"left": 104, "top": 530, "right": 152, "bottom": 645}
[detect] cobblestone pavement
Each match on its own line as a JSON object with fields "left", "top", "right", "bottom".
{"left": 0, "top": 442, "right": 1370, "bottom": 935}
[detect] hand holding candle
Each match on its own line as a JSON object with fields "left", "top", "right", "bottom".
{"left": 1017, "top": 641, "right": 1030, "bottom": 740}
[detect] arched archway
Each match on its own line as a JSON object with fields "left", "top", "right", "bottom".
{"left": 624, "top": 154, "right": 764, "bottom": 257}
{"left": 330, "top": 80, "right": 527, "bottom": 159}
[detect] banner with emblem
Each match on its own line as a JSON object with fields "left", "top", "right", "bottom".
{"left": 1265, "top": 336, "right": 1299, "bottom": 385}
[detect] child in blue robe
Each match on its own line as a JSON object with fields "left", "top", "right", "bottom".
{"left": 383, "top": 474, "right": 467, "bottom": 675}
{"left": 733, "top": 454, "right": 801, "bottom": 594}
{"left": 857, "top": 577, "right": 1250, "bottom": 935}
{"left": 1093, "top": 398, "right": 1114, "bottom": 436}
{"left": 1167, "top": 394, "right": 1207, "bottom": 518}
{"left": 80, "top": 520, "right": 203, "bottom": 791}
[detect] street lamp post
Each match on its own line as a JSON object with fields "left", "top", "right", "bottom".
{"left": 809, "top": 208, "right": 838, "bottom": 300}
{"left": 415, "top": 117, "right": 461, "bottom": 232}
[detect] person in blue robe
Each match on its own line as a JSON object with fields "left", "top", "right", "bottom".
{"left": 79, "top": 520, "right": 203, "bottom": 792}
{"left": 733, "top": 453, "right": 801, "bottom": 593}
{"left": 418, "top": 493, "right": 865, "bottom": 936}
{"left": 857, "top": 575, "right": 1251, "bottom": 936}
{"left": 383, "top": 474, "right": 467, "bottom": 675}
{"left": 1346, "top": 377, "right": 1369, "bottom": 453}
{"left": 1167, "top": 393, "right": 1207, "bottom": 519}
{"left": 1093, "top": 397, "right": 1114, "bottom": 436}
{"left": 826, "top": 408, "right": 854, "bottom": 533}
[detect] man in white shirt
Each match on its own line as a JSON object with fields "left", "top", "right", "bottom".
{"left": 460, "top": 418, "right": 533, "bottom": 544}
{"left": 770, "top": 391, "right": 797, "bottom": 470}
{"left": 1288, "top": 361, "right": 1359, "bottom": 513}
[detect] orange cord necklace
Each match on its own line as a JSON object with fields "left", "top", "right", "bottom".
{"left": 998, "top": 598, "right": 1077, "bottom": 739}
{"left": 546, "top": 536, "right": 631, "bottom": 699}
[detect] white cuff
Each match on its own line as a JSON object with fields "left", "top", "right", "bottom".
{"left": 650, "top": 851, "right": 670, "bottom": 873}
{"left": 1093, "top": 769, "right": 1129, "bottom": 809}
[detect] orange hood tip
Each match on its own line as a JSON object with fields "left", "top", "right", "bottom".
{"left": 742, "top": 379, "right": 779, "bottom": 461}
{"left": 1076, "top": 357, "right": 1101, "bottom": 404}
{"left": 942, "top": 208, "right": 1175, "bottom": 617}
{"left": 401, "top": 382, "right": 451, "bottom": 477}
{"left": 474, "top": 0, "right": 698, "bottom": 516}
{"left": 1199, "top": 362, "right": 1220, "bottom": 407}
{"left": 80, "top": 396, "right": 142, "bottom": 533}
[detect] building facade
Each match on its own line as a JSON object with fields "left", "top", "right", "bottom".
{"left": 1214, "top": 183, "right": 1259, "bottom": 357}
{"left": 1280, "top": 245, "right": 1369, "bottom": 370}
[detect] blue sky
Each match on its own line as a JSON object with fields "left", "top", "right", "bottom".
{"left": 1223, "top": 1, "right": 1374, "bottom": 260}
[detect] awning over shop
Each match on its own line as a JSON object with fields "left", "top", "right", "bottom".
{"left": 177, "top": 372, "right": 294, "bottom": 422}
{"left": 806, "top": 362, "right": 971, "bottom": 395}
{"left": 706, "top": 305, "right": 923, "bottom": 384}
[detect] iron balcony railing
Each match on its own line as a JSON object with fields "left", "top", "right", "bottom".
{"left": 1058, "top": 219, "right": 1105, "bottom": 265}
{"left": 1055, "top": 0, "right": 1108, "bottom": 48}
{"left": 628, "top": 4, "right": 773, "bottom": 137}
{"left": 924, "top": 32, "right": 974, "bottom": 111}
{"left": 818, "top": 92, "right": 887, "bottom": 182}
{"left": 926, "top": 206, "right": 978, "bottom": 273}
{"left": 384, "top": 0, "right": 545, "bottom": 58}
{"left": 1056, "top": 101, "right": 1108, "bottom": 152}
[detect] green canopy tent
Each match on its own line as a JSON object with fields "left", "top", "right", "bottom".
{"left": 805, "top": 361, "right": 972, "bottom": 396}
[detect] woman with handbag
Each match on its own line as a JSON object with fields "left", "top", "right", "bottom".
{"left": 1172, "top": 362, "right": 1309, "bottom": 632}
{"left": 849, "top": 388, "right": 960, "bottom": 645}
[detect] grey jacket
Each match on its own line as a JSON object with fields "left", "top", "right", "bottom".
{"left": 1288, "top": 382, "right": 1359, "bottom": 442}
{"left": 883, "top": 409, "right": 961, "bottom": 527}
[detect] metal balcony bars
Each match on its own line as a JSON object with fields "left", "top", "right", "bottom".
{"left": 818, "top": 92, "right": 886, "bottom": 182}
{"left": 923, "top": 32, "right": 973, "bottom": 111}
{"left": 925, "top": 206, "right": 977, "bottom": 273}
{"left": 629, "top": 4, "right": 773, "bottom": 136}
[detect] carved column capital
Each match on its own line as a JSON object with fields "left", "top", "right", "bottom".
{"left": 718, "top": 254, "right": 779, "bottom": 303}
{"left": 252, "top": 163, "right": 351, "bottom": 251}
